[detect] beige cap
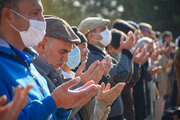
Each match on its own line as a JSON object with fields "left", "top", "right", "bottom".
{"left": 78, "top": 17, "right": 110, "bottom": 35}
{"left": 45, "top": 15, "right": 80, "bottom": 44}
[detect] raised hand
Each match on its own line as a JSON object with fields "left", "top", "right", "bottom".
{"left": 97, "top": 82, "right": 125, "bottom": 106}
{"left": 76, "top": 60, "right": 106, "bottom": 84}
{"left": 0, "top": 84, "right": 33, "bottom": 120}
{"left": 133, "top": 47, "right": 146, "bottom": 64}
{"left": 103, "top": 55, "right": 112, "bottom": 76}
{"left": 148, "top": 66, "right": 162, "bottom": 77}
{"left": 165, "top": 59, "right": 173, "bottom": 74}
{"left": 51, "top": 77, "right": 101, "bottom": 109}
{"left": 120, "top": 31, "right": 135, "bottom": 51}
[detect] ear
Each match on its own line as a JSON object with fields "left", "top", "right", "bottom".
{"left": 1, "top": 8, "right": 14, "bottom": 24}
{"left": 107, "top": 45, "right": 113, "bottom": 55}
{"left": 87, "top": 32, "right": 94, "bottom": 40}
{"left": 37, "top": 38, "right": 48, "bottom": 54}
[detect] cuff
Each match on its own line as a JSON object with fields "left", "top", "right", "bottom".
{"left": 42, "top": 96, "right": 57, "bottom": 115}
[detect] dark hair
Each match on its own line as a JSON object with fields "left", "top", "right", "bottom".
{"left": 0, "top": 0, "right": 19, "bottom": 23}
{"left": 109, "top": 29, "right": 125, "bottom": 49}
{"left": 155, "top": 31, "right": 161, "bottom": 39}
{"left": 112, "top": 19, "right": 135, "bottom": 34}
{"left": 162, "top": 31, "right": 172, "bottom": 43}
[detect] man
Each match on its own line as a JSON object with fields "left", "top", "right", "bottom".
{"left": 107, "top": 29, "right": 146, "bottom": 120}
{"left": 0, "top": 0, "right": 100, "bottom": 119}
{"left": 72, "top": 26, "right": 89, "bottom": 64}
{"left": 34, "top": 17, "right": 125, "bottom": 120}
{"left": 78, "top": 17, "right": 135, "bottom": 120}
{"left": 162, "top": 31, "right": 173, "bottom": 44}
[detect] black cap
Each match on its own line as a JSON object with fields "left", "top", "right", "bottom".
{"left": 72, "top": 26, "right": 87, "bottom": 44}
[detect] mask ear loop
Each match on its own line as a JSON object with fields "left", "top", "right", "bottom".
{"left": 10, "top": 9, "right": 29, "bottom": 32}
{"left": 10, "top": 9, "right": 29, "bottom": 21}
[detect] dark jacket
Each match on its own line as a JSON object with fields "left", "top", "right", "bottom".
{"left": 121, "top": 63, "right": 140, "bottom": 120}
{"left": 133, "top": 61, "right": 152, "bottom": 120}
{"left": 86, "top": 44, "right": 133, "bottom": 118}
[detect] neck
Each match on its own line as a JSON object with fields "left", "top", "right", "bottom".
{"left": 0, "top": 24, "right": 25, "bottom": 51}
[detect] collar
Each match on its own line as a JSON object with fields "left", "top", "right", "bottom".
{"left": 0, "top": 38, "right": 38, "bottom": 66}
{"left": 94, "top": 45, "right": 107, "bottom": 54}
{"left": 0, "top": 38, "right": 16, "bottom": 55}
{"left": 88, "top": 44, "right": 107, "bottom": 56}
{"left": 33, "top": 57, "right": 55, "bottom": 76}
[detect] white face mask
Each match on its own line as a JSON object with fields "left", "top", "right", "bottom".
{"left": 98, "top": 30, "right": 112, "bottom": 47}
{"left": 10, "top": 9, "right": 46, "bottom": 47}
{"left": 66, "top": 47, "right": 81, "bottom": 70}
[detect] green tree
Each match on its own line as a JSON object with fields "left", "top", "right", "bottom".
{"left": 42, "top": 0, "right": 180, "bottom": 38}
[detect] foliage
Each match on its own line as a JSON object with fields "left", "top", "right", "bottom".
{"left": 42, "top": 0, "right": 180, "bottom": 38}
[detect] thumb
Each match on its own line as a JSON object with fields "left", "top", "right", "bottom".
{"left": 62, "top": 77, "right": 81, "bottom": 90}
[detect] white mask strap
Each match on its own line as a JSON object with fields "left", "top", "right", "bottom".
{"left": 10, "top": 9, "right": 29, "bottom": 21}
{"left": 10, "top": 24, "right": 20, "bottom": 32}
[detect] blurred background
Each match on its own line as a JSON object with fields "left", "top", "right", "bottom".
{"left": 42, "top": 0, "right": 180, "bottom": 39}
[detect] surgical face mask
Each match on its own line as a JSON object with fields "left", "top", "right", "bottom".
{"left": 97, "top": 30, "right": 112, "bottom": 47}
{"left": 66, "top": 47, "right": 81, "bottom": 70}
{"left": 10, "top": 9, "right": 46, "bottom": 47}
{"left": 113, "top": 53, "right": 122, "bottom": 62}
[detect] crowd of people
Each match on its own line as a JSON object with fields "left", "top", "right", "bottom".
{"left": 0, "top": 0, "right": 179, "bottom": 120}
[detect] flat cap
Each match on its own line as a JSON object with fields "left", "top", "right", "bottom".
{"left": 45, "top": 15, "right": 80, "bottom": 44}
{"left": 78, "top": 17, "right": 110, "bottom": 35}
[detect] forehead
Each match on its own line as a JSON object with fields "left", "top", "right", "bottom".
{"left": 78, "top": 42, "right": 87, "bottom": 47}
{"left": 17, "top": 0, "right": 43, "bottom": 12}
{"left": 50, "top": 38, "right": 73, "bottom": 51}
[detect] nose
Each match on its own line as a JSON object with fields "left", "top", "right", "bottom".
{"left": 37, "top": 14, "right": 45, "bottom": 22}
{"left": 85, "top": 48, "right": 90, "bottom": 54}
{"left": 63, "top": 53, "right": 69, "bottom": 62}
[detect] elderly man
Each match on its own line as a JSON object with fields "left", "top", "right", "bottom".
{"left": 78, "top": 17, "right": 135, "bottom": 120}
{"left": 0, "top": 0, "right": 100, "bottom": 119}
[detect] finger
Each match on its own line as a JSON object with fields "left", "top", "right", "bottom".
{"left": 76, "top": 61, "right": 86, "bottom": 76}
{"left": 13, "top": 85, "right": 22, "bottom": 101}
{"left": 86, "top": 60, "right": 99, "bottom": 75}
{"left": 62, "top": 77, "right": 81, "bottom": 90}
{"left": 22, "top": 84, "right": 33, "bottom": 97}
{"left": 105, "top": 83, "right": 111, "bottom": 91}
{"left": 100, "top": 82, "right": 105, "bottom": 91}
{"left": 76, "top": 80, "right": 95, "bottom": 90}
{"left": 75, "top": 84, "right": 101, "bottom": 107}
{"left": 90, "top": 61, "right": 104, "bottom": 79}
{"left": 0, "top": 95, "right": 7, "bottom": 107}
{"left": 93, "top": 62, "right": 105, "bottom": 83}
{"left": 109, "top": 83, "right": 124, "bottom": 95}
